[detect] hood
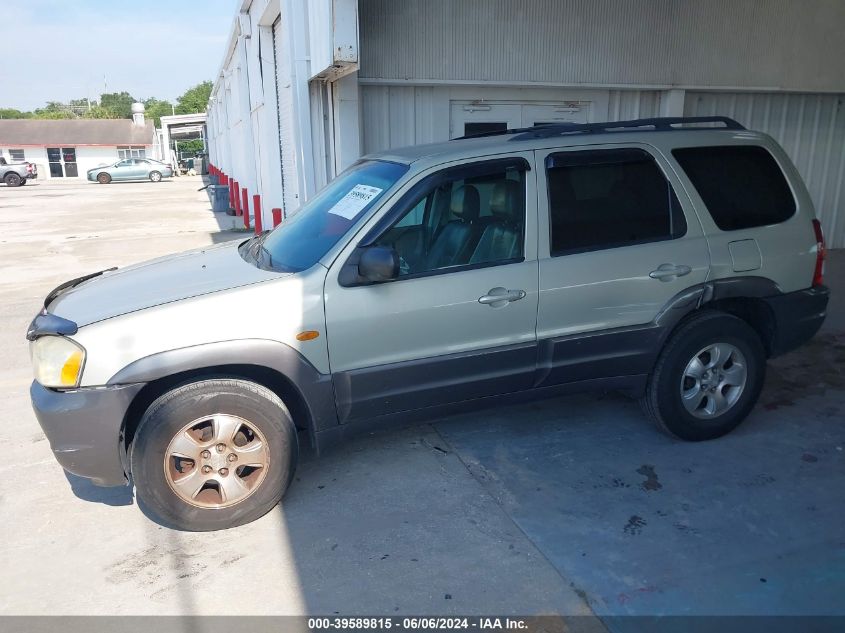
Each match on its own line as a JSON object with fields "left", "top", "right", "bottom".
{"left": 48, "top": 240, "right": 286, "bottom": 326}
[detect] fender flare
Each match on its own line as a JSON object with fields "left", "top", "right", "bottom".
{"left": 108, "top": 338, "right": 339, "bottom": 433}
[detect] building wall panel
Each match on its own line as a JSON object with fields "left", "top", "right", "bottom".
{"left": 359, "top": 0, "right": 845, "bottom": 93}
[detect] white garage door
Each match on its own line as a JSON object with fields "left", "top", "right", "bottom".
{"left": 273, "top": 17, "right": 300, "bottom": 217}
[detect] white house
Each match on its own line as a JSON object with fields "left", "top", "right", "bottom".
{"left": 0, "top": 104, "right": 155, "bottom": 179}
{"left": 206, "top": 0, "right": 845, "bottom": 246}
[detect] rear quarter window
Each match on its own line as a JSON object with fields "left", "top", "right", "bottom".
{"left": 672, "top": 145, "right": 796, "bottom": 231}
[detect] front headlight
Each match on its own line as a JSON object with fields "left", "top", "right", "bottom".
{"left": 30, "top": 336, "right": 86, "bottom": 388}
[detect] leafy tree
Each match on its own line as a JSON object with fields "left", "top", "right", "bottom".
{"left": 175, "top": 81, "right": 212, "bottom": 114}
{"left": 0, "top": 108, "right": 32, "bottom": 119}
{"left": 176, "top": 138, "right": 205, "bottom": 155}
{"left": 99, "top": 91, "right": 136, "bottom": 118}
{"left": 86, "top": 105, "right": 120, "bottom": 119}
{"left": 143, "top": 97, "right": 174, "bottom": 128}
{"left": 33, "top": 103, "right": 75, "bottom": 119}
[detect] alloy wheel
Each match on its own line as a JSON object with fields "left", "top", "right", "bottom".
{"left": 680, "top": 343, "right": 748, "bottom": 419}
{"left": 163, "top": 413, "right": 270, "bottom": 509}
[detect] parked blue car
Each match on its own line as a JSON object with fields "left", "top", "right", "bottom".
{"left": 87, "top": 158, "right": 174, "bottom": 184}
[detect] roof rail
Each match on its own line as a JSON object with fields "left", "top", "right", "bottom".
{"left": 505, "top": 116, "right": 745, "bottom": 141}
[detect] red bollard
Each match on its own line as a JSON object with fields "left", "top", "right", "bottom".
{"left": 253, "top": 195, "right": 263, "bottom": 234}
{"left": 233, "top": 181, "right": 241, "bottom": 216}
{"left": 242, "top": 188, "right": 250, "bottom": 229}
{"left": 229, "top": 179, "right": 236, "bottom": 211}
{"left": 271, "top": 208, "right": 282, "bottom": 227}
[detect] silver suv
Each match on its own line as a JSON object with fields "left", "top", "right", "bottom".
{"left": 28, "top": 117, "right": 829, "bottom": 530}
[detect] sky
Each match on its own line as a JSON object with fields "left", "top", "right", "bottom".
{"left": 0, "top": 0, "right": 235, "bottom": 111}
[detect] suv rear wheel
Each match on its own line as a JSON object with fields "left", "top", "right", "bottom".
{"left": 4, "top": 172, "right": 21, "bottom": 186}
{"left": 641, "top": 312, "right": 766, "bottom": 441}
{"left": 131, "top": 378, "right": 298, "bottom": 531}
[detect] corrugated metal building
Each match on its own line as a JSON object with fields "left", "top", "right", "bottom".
{"left": 207, "top": 0, "right": 845, "bottom": 246}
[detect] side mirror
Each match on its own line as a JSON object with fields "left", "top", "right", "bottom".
{"left": 358, "top": 245, "right": 399, "bottom": 283}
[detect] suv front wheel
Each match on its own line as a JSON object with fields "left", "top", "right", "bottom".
{"left": 642, "top": 312, "right": 766, "bottom": 441}
{"left": 131, "top": 378, "right": 298, "bottom": 531}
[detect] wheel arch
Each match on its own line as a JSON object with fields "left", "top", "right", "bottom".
{"left": 111, "top": 339, "right": 338, "bottom": 472}
{"left": 655, "top": 277, "right": 781, "bottom": 360}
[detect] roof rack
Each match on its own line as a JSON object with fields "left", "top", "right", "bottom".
{"left": 455, "top": 116, "right": 745, "bottom": 141}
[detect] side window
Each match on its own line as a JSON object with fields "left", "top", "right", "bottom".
{"left": 546, "top": 149, "right": 686, "bottom": 255}
{"left": 373, "top": 161, "right": 527, "bottom": 277}
{"left": 9, "top": 149, "right": 25, "bottom": 162}
{"left": 672, "top": 145, "right": 796, "bottom": 231}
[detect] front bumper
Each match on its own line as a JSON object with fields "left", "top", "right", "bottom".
{"left": 764, "top": 285, "right": 830, "bottom": 356}
{"left": 30, "top": 380, "right": 144, "bottom": 486}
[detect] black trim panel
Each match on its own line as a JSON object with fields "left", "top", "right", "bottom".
{"left": 108, "top": 339, "right": 339, "bottom": 434}
{"left": 764, "top": 285, "right": 829, "bottom": 356}
{"left": 535, "top": 325, "right": 664, "bottom": 388}
{"left": 316, "top": 374, "right": 648, "bottom": 454}
{"left": 43, "top": 267, "right": 116, "bottom": 309}
{"left": 26, "top": 312, "right": 78, "bottom": 340}
{"left": 332, "top": 342, "right": 537, "bottom": 424}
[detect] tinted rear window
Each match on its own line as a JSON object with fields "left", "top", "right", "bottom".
{"left": 672, "top": 145, "right": 795, "bottom": 231}
{"left": 547, "top": 149, "right": 686, "bottom": 255}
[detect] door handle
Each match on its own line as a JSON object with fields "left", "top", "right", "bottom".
{"left": 649, "top": 263, "right": 692, "bottom": 281}
{"left": 478, "top": 287, "right": 527, "bottom": 307}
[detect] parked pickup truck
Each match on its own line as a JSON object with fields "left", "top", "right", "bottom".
{"left": 0, "top": 157, "right": 37, "bottom": 186}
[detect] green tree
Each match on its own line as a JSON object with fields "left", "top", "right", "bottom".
{"left": 99, "top": 91, "right": 136, "bottom": 118}
{"left": 142, "top": 97, "right": 174, "bottom": 127}
{"left": 175, "top": 81, "right": 212, "bottom": 114}
{"left": 86, "top": 105, "right": 120, "bottom": 119}
{"left": 176, "top": 138, "right": 205, "bottom": 155}
{"left": 33, "top": 102, "right": 75, "bottom": 119}
{"left": 0, "top": 108, "right": 32, "bottom": 119}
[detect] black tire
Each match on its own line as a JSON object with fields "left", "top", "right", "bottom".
{"left": 97, "top": 172, "right": 111, "bottom": 184}
{"left": 641, "top": 311, "right": 766, "bottom": 441}
{"left": 19, "top": 178, "right": 27, "bottom": 185}
{"left": 149, "top": 170, "right": 162, "bottom": 182}
{"left": 4, "top": 172, "right": 21, "bottom": 187}
{"left": 131, "top": 378, "right": 298, "bottom": 531}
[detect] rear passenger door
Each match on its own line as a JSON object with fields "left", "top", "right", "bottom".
{"left": 534, "top": 143, "right": 710, "bottom": 386}
{"left": 323, "top": 155, "right": 540, "bottom": 423}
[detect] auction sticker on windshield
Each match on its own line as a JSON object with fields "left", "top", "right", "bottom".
{"left": 328, "top": 184, "right": 384, "bottom": 220}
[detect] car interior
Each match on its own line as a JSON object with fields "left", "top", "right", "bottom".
{"left": 379, "top": 169, "right": 526, "bottom": 276}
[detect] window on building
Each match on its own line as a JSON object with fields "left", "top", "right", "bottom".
{"left": 62, "top": 148, "right": 78, "bottom": 177}
{"left": 47, "top": 147, "right": 63, "bottom": 177}
{"left": 672, "top": 145, "right": 795, "bottom": 231}
{"left": 546, "top": 148, "right": 687, "bottom": 255}
{"left": 8, "top": 149, "right": 25, "bottom": 162}
{"left": 463, "top": 122, "right": 508, "bottom": 137}
{"left": 117, "top": 145, "right": 147, "bottom": 159}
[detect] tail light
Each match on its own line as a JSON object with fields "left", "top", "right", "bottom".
{"left": 26, "top": 163, "right": 33, "bottom": 173}
{"left": 812, "top": 219, "right": 826, "bottom": 287}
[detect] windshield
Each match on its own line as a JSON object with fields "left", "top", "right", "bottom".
{"left": 248, "top": 160, "right": 408, "bottom": 272}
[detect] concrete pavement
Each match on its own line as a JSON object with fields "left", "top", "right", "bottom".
{"left": 1, "top": 176, "right": 842, "bottom": 628}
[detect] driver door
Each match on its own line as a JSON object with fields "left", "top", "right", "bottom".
{"left": 113, "top": 159, "right": 133, "bottom": 180}
{"left": 323, "top": 153, "right": 539, "bottom": 423}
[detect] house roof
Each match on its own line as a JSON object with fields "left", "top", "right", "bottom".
{"left": 0, "top": 119, "right": 154, "bottom": 146}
